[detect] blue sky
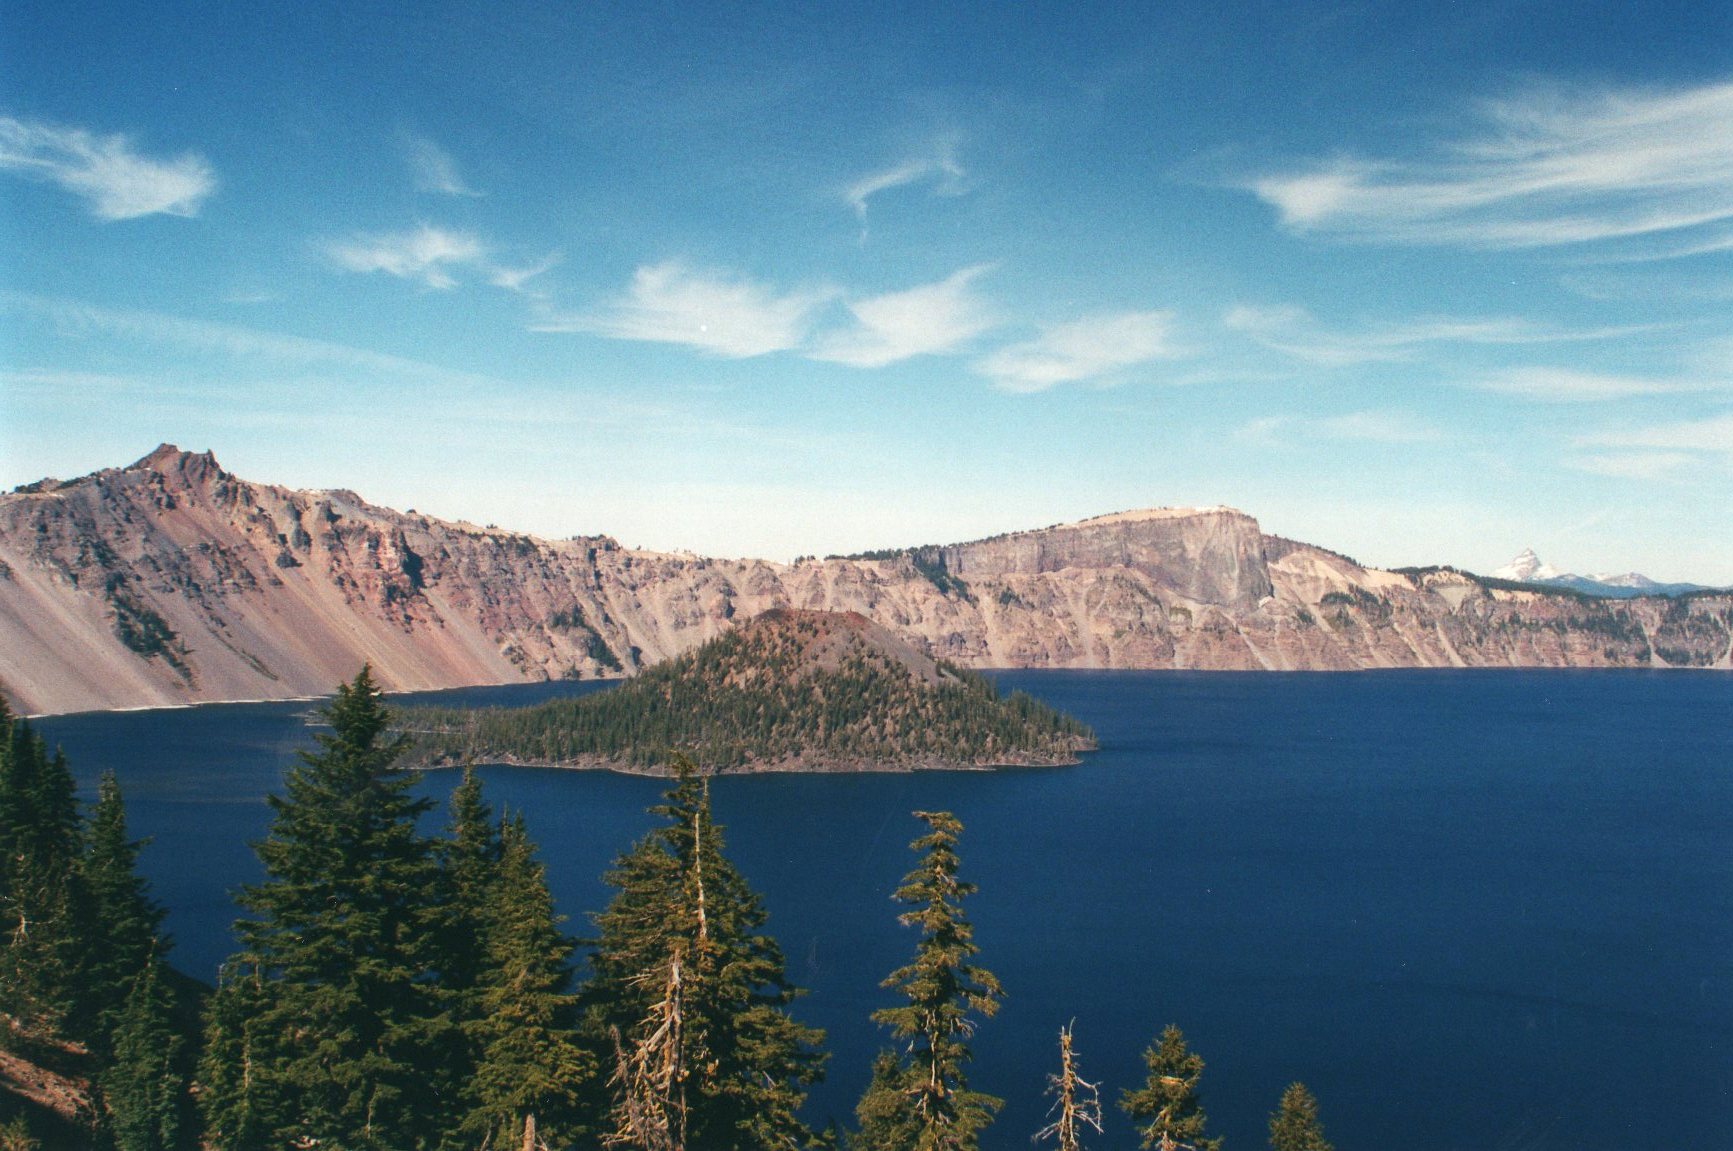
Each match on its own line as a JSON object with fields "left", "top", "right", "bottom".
{"left": 3, "top": 2, "right": 1730, "bottom": 581}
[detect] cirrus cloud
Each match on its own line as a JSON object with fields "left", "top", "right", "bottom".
{"left": 974, "top": 310, "right": 1181, "bottom": 393}
{"left": 1249, "top": 78, "right": 1733, "bottom": 256}
{"left": 0, "top": 114, "right": 216, "bottom": 220}
{"left": 534, "top": 261, "right": 836, "bottom": 358}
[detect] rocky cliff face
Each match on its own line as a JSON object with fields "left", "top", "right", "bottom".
{"left": 2, "top": 447, "right": 1729, "bottom": 714}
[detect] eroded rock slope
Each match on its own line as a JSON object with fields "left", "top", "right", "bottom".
{"left": 2, "top": 447, "right": 1728, "bottom": 714}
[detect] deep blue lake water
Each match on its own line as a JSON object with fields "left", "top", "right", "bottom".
{"left": 32, "top": 670, "right": 1733, "bottom": 1150}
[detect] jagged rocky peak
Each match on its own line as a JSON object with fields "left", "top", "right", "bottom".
{"left": 129, "top": 443, "right": 226, "bottom": 484}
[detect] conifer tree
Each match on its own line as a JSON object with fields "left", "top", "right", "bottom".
{"left": 586, "top": 759, "right": 825, "bottom": 1151}
{"left": 854, "top": 810, "right": 1002, "bottom": 1151}
{"left": 198, "top": 957, "right": 276, "bottom": 1149}
{"left": 0, "top": 708, "right": 87, "bottom": 1044}
{"left": 1119, "top": 1026, "right": 1221, "bottom": 1151}
{"left": 80, "top": 772, "right": 167, "bottom": 1053}
{"left": 440, "top": 766, "right": 502, "bottom": 995}
{"left": 462, "top": 813, "right": 590, "bottom": 1150}
{"left": 100, "top": 959, "right": 184, "bottom": 1151}
{"left": 199, "top": 667, "right": 450, "bottom": 1150}
{"left": 1267, "top": 1082, "right": 1332, "bottom": 1151}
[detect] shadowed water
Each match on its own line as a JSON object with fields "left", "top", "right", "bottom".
{"left": 35, "top": 669, "right": 1733, "bottom": 1150}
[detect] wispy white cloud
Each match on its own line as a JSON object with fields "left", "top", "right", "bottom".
{"left": 1471, "top": 366, "right": 1723, "bottom": 403}
{"left": 328, "top": 225, "right": 487, "bottom": 289}
{"left": 488, "top": 252, "right": 562, "bottom": 295}
{"left": 845, "top": 137, "right": 967, "bottom": 227}
{"left": 1224, "top": 303, "right": 1647, "bottom": 367}
{"left": 808, "top": 266, "right": 996, "bottom": 367}
{"left": 535, "top": 262, "right": 835, "bottom": 358}
{"left": 1237, "top": 410, "right": 1442, "bottom": 447}
{"left": 401, "top": 132, "right": 483, "bottom": 197}
{"left": 0, "top": 290, "right": 491, "bottom": 383}
{"left": 0, "top": 114, "right": 215, "bottom": 220}
{"left": 975, "top": 311, "right": 1180, "bottom": 393}
{"left": 1577, "top": 411, "right": 1733, "bottom": 455}
{"left": 1249, "top": 79, "right": 1733, "bottom": 254}
{"left": 1567, "top": 411, "right": 1733, "bottom": 478}
{"left": 1569, "top": 451, "right": 1698, "bottom": 480}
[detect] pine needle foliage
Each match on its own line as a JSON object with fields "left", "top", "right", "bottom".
{"left": 199, "top": 666, "right": 452, "bottom": 1151}
{"left": 1119, "top": 1026, "right": 1221, "bottom": 1151}
{"left": 1268, "top": 1082, "right": 1333, "bottom": 1151}
{"left": 585, "top": 759, "right": 825, "bottom": 1150}
{"left": 461, "top": 813, "right": 591, "bottom": 1150}
{"left": 100, "top": 958, "right": 184, "bottom": 1151}
{"left": 0, "top": 706, "right": 86, "bottom": 1044}
{"left": 855, "top": 810, "right": 1003, "bottom": 1151}
{"left": 80, "top": 772, "right": 168, "bottom": 1055}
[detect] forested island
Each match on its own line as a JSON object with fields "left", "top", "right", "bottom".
{"left": 401, "top": 609, "right": 1097, "bottom": 773}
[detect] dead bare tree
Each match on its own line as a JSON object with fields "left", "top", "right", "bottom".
{"left": 605, "top": 947, "right": 694, "bottom": 1151}
{"left": 1035, "top": 1023, "right": 1103, "bottom": 1151}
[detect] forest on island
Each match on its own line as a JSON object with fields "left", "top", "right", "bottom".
{"left": 2, "top": 670, "right": 1330, "bottom": 1151}
{"left": 404, "top": 614, "right": 1096, "bottom": 772}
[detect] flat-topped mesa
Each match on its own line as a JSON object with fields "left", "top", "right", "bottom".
{"left": 938, "top": 506, "right": 1273, "bottom": 611}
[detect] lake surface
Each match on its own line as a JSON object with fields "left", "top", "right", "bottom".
{"left": 33, "top": 670, "right": 1733, "bottom": 1150}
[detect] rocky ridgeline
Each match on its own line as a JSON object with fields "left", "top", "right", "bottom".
{"left": 2, "top": 446, "right": 1729, "bottom": 714}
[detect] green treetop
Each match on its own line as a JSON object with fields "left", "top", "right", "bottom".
{"left": 80, "top": 771, "right": 168, "bottom": 1053}
{"left": 1119, "top": 1025, "right": 1221, "bottom": 1151}
{"left": 199, "top": 666, "right": 452, "bottom": 1151}
{"left": 99, "top": 957, "right": 185, "bottom": 1151}
{"left": 1268, "top": 1082, "right": 1332, "bottom": 1151}
{"left": 0, "top": 705, "right": 87, "bottom": 1045}
{"left": 586, "top": 759, "right": 825, "bottom": 1151}
{"left": 855, "top": 810, "right": 1003, "bottom": 1151}
{"left": 461, "top": 811, "right": 591, "bottom": 1150}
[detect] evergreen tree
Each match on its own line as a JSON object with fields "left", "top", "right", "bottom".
{"left": 80, "top": 772, "right": 167, "bottom": 1053}
{"left": 1267, "top": 1083, "right": 1331, "bottom": 1151}
{"left": 462, "top": 813, "right": 591, "bottom": 1150}
{"left": 198, "top": 958, "right": 277, "bottom": 1150}
{"left": 0, "top": 707, "right": 87, "bottom": 1044}
{"left": 1119, "top": 1026, "right": 1220, "bottom": 1151}
{"left": 440, "top": 766, "right": 502, "bottom": 996}
{"left": 199, "top": 667, "right": 451, "bottom": 1150}
{"left": 100, "top": 959, "right": 184, "bottom": 1151}
{"left": 435, "top": 764, "right": 503, "bottom": 1148}
{"left": 854, "top": 810, "right": 1002, "bottom": 1151}
{"left": 586, "top": 759, "right": 825, "bottom": 1150}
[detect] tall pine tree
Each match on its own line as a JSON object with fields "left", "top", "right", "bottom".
{"left": 199, "top": 667, "right": 451, "bottom": 1150}
{"left": 99, "top": 958, "right": 184, "bottom": 1151}
{"left": 854, "top": 810, "right": 1003, "bottom": 1151}
{"left": 1119, "top": 1026, "right": 1220, "bottom": 1151}
{"left": 461, "top": 812, "right": 591, "bottom": 1150}
{"left": 1268, "top": 1082, "right": 1332, "bottom": 1151}
{"left": 586, "top": 759, "right": 825, "bottom": 1151}
{"left": 80, "top": 772, "right": 168, "bottom": 1054}
{"left": 0, "top": 705, "right": 87, "bottom": 1046}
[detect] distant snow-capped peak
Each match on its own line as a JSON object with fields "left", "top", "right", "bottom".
{"left": 1492, "top": 548, "right": 1568, "bottom": 582}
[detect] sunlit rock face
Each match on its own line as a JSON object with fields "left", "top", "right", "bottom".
{"left": 3, "top": 446, "right": 1729, "bottom": 715}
